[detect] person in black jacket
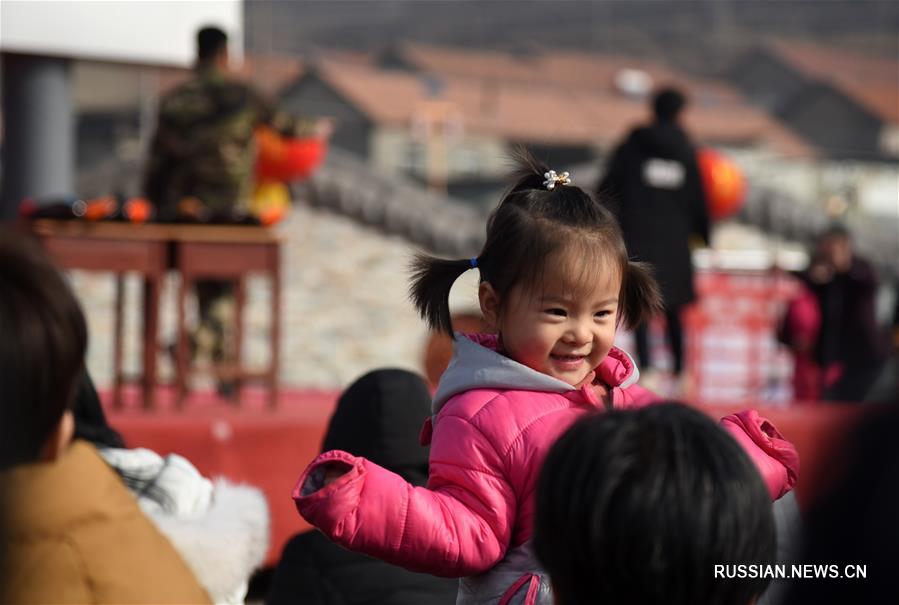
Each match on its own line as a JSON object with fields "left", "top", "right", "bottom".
{"left": 598, "top": 87, "right": 709, "bottom": 386}
{"left": 267, "top": 369, "right": 458, "bottom": 605}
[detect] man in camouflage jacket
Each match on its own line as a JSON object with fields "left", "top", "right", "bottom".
{"left": 144, "top": 26, "right": 314, "bottom": 219}
{"left": 143, "top": 26, "right": 318, "bottom": 396}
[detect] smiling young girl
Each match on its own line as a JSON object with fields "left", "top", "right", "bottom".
{"left": 293, "top": 154, "right": 799, "bottom": 605}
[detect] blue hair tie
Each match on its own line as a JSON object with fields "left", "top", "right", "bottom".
{"left": 470, "top": 257, "right": 478, "bottom": 269}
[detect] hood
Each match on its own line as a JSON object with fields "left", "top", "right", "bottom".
{"left": 629, "top": 122, "right": 693, "bottom": 158}
{"left": 322, "top": 368, "right": 431, "bottom": 484}
{"left": 146, "top": 479, "right": 269, "bottom": 605}
{"left": 432, "top": 333, "right": 640, "bottom": 414}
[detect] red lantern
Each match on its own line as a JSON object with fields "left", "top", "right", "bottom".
{"left": 83, "top": 196, "right": 118, "bottom": 221}
{"left": 255, "top": 126, "right": 327, "bottom": 182}
{"left": 123, "top": 197, "right": 153, "bottom": 223}
{"left": 697, "top": 148, "right": 747, "bottom": 221}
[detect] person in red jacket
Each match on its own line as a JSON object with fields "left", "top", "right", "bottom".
{"left": 293, "top": 152, "right": 799, "bottom": 605}
{"left": 797, "top": 224, "right": 889, "bottom": 401}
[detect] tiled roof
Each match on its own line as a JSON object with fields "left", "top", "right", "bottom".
{"left": 313, "top": 57, "right": 812, "bottom": 156}
{"left": 679, "top": 103, "right": 812, "bottom": 157}
{"left": 239, "top": 54, "right": 306, "bottom": 98}
{"left": 155, "top": 54, "right": 305, "bottom": 99}
{"left": 533, "top": 50, "right": 744, "bottom": 104}
{"left": 397, "top": 42, "right": 545, "bottom": 84}
{"left": 392, "top": 43, "right": 744, "bottom": 104}
{"left": 766, "top": 40, "right": 899, "bottom": 123}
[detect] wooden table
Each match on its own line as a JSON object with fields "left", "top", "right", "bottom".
{"left": 169, "top": 225, "right": 282, "bottom": 409}
{"left": 32, "top": 220, "right": 283, "bottom": 410}
{"left": 32, "top": 220, "right": 171, "bottom": 409}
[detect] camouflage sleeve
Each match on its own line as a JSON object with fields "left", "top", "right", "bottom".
{"left": 250, "top": 86, "right": 317, "bottom": 138}
{"left": 270, "top": 110, "right": 318, "bottom": 138}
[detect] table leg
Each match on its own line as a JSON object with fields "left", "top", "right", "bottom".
{"left": 113, "top": 273, "right": 125, "bottom": 409}
{"left": 176, "top": 273, "right": 190, "bottom": 409}
{"left": 142, "top": 276, "right": 159, "bottom": 410}
{"left": 234, "top": 277, "right": 246, "bottom": 405}
{"left": 270, "top": 248, "right": 281, "bottom": 410}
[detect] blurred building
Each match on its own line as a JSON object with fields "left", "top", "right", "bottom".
{"left": 280, "top": 43, "right": 810, "bottom": 207}
{"left": 0, "top": 1, "right": 244, "bottom": 216}
{"left": 732, "top": 40, "right": 899, "bottom": 162}
{"left": 727, "top": 40, "right": 898, "bottom": 232}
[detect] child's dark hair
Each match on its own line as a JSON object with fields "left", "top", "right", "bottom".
{"left": 534, "top": 403, "right": 776, "bottom": 605}
{"left": 0, "top": 228, "right": 87, "bottom": 469}
{"left": 410, "top": 149, "right": 661, "bottom": 334}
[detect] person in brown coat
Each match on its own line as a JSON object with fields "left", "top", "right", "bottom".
{"left": 0, "top": 228, "right": 210, "bottom": 604}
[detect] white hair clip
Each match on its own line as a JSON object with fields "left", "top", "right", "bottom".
{"left": 543, "top": 170, "right": 571, "bottom": 191}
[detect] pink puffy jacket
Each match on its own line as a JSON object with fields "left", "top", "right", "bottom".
{"left": 294, "top": 334, "right": 800, "bottom": 604}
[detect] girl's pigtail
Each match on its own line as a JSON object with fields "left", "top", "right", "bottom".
{"left": 409, "top": 253, "right": 476, "bottom": 335}
{"left": 620, "top": 260, "right": 663, "bottom": 330}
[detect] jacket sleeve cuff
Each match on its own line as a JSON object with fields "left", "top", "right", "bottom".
{"left": 719, "top": 410, "right": 801, "bottom": 501}
{"left": 292, "top": 450, "right": 365, "bottom": 527}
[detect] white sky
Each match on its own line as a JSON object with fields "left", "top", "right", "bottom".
{"left": 0, "top": 0, "right": 243, "bottom": 67}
